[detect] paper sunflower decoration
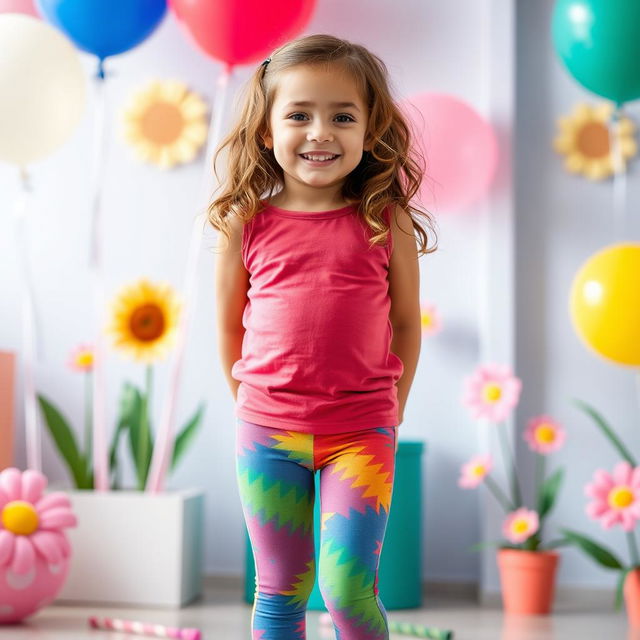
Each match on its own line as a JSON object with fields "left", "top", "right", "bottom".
{"left": 106, "top": 278, "right": 181, "bottom": 364}
{"left": 122, "top": 80, "right": 208, "bottom": 169}
{"left": 553, "top": 103, "right": 637, "bottom": 181}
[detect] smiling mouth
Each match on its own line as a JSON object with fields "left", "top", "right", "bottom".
{"left": 299, "top": 153, "right": 340, "bottom": 163}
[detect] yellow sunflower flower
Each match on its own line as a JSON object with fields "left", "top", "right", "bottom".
{"left": 553, "top": 102, "right": 637, "bottom": 181}
{"left": 122, "top": 80, "right": 208, "bottom": 169}
{"left": 106, "top": 279, "right": 181, "bottom": 363}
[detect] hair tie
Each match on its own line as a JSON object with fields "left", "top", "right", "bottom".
{"left": 261, "top": 57, "right": 271, "bottom": 68}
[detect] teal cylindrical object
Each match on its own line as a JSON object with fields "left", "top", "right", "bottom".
{"left": 244, "top": 440, "right": 425, "bottom": 610}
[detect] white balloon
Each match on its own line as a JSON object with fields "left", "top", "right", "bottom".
{"left": 0, "top": 14, "right": 86, "bottom": 167}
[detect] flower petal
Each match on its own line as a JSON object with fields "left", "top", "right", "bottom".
{"left": 39, "top": 508, "right": 78, "bottom": 530}
{"left": 11, "top": 537, "right": 36, "bottom": 574}
{"left": 0, "top": 488, "right": 9, "bottom": 511}
{"left": 30, "top": 531, "right": 63, "bottom": 564}
{"left": 21, "top": 470, "right": 47, "bottom": 504}
{"left": 0, "top": 468, "right": 22, "bottom": 501}
{"left": 614, "top": 461, "right": 632, "bottom": 486}
{"left": 0, "top": 530, "right": 15, "bottom": 566}
{"left": 35, "top": 492, "right": 71, "bottom": 513}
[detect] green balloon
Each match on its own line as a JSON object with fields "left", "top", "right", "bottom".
{"left": 552, "top": 0, "right": 640, "bottom": 105}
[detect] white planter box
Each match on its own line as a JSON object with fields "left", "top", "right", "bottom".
{"left": 56, "top": 489, "right": 204, "bottom": 608}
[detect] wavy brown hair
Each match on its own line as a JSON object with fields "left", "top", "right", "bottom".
{"left": 208, "top": 33, "right": 437, "bottom": 256}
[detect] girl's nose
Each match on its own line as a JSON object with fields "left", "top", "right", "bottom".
{"left": 307, "top": 127, "right": 333, "bottom": 143}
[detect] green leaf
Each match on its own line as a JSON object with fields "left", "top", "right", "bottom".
{"left": 538, "top": 468, "right": 564, "bottom": 519}
{"left": 171, "top": 404, "right": 205, "bottom": 472}
{"left": 573, "top": 399, "right": 637, "bottom": 466}
{"left": 119, "top": 383, "right": 152, "bottom": 490}
{"left": 545, "top": 538, "right": 571, "bottom": 550}
{"left": 561, "top": 528, "right": 625, "bottom": 570}
{"left": 37, "top": 394, "right": 88, "bottom": 488}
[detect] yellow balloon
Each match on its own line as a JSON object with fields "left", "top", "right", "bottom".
{"left": 569, "top": 243, "right": 640, "bottom": 367}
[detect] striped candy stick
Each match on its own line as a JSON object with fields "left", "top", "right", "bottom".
{"left": 88, "top": 616, "right": 202, "bottom": 640}
{"left": 389, "top": 620, "right": 454, "bottom": 639}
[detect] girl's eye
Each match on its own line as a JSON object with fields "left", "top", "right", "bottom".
{"left": 287, "top": 113, "right": 356, "bottom": 123}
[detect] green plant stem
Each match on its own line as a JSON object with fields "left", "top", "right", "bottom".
{"left": 484, "top": 475, "right": 514, "bottom": 512}
{"left": 498, "top": 423, "right": 523, "bottom": 509}
{"left": 628, "top": 530, "right": 640, "bottom": 568}
{"left": 84, "top": 371, "right": 93, "bottom": 480}
{"left": 138, "top": 365, "right": 153, "bottom": 490}
{"left": 536, "top": 454, "right": 545, "bottom": 536}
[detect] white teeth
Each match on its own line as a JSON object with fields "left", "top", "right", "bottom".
{"left": 301, "top": 154, "right": 337, "bottom": 161}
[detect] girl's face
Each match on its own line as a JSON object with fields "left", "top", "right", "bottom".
{"left": 263, "top": 64, "right": 371, "bottom": 202}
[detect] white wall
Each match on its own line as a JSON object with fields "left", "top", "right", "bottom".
{"left": 1, "top": 0, "right": 503, "bottom": 584}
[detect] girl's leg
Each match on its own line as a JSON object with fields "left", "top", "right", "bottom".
{"left": 236, "top": 419, "right": 316, "bottom": 640}
{"left": 316, "top": 426, "right": 397, "bottom": 640}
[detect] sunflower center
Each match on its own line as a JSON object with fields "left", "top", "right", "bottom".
{"left": 140, "top": 102, "right": 185, "bottom": 145}
{"left": 576, "top": 122, "right": 610, "bottom": 158}
{"left": 1, "top": 501, "right": 39, "bottom": 535}
{"left": 535, "top": 425, "right": 556, "bottom": 444}
{"left": 512, "top": 519, "right": 529, "bottom": 534}
{"left": 609, "top": 486, "right": 634, "bottom": 509}
{"left": 482, "top": 383, "right": 502, "bottom": 403}
{"left": 129, "top": 304, "right": 166, "bottom": 342}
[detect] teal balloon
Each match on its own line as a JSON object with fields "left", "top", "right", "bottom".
{"left": 552, "top": 0, "right": 640, "bottom": 105}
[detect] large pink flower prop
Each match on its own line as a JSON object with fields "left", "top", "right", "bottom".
{"left": 458, "top": 455, "right": 493, "bottom": 489}
{"left": 523, "top": 415, "right": 566, "bottom": 454}
{"left": 462, "top": 363, "right": 522, "bottom": 422}
{"left": 585, "top": 462, "right": 640, "bottom": 532}
{"left": 503, "top": 508, "right": 539, "bottom": 544}
{"left": 0, "top": 468, "right": 76, "bottom": 575}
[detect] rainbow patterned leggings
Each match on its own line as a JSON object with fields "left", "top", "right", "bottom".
{"left": 236, "top": 418, "right": 397, "bottom": 640}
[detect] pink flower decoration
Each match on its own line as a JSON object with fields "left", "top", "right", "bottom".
{"left": 523, "top": 415, "right": 566, "bottom": 454}
{"left": 462, "top": 363, "right": 522, "bottom": 422}
{"left": 458, "top": 455, "right": 493, "bottom": 489}
{"left": 420, "top": 302, "right": 442, "bottom": 336}
{"left": 67, "top": 343, "right": 94, "bottom": 372}
{"left": 503, "top": 508, "right": 539, "bottom": 544}
{"left": 585, "top": 461, "right": 640, "bottom": 532}
{"left": 0, "top": 468, "right": 76, "bottom": 575}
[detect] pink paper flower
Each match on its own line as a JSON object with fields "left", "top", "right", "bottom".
{"left": 458, "top": 455, "right": 493, "bottom": 489}
{"left": 420, "top": 302, "right": 442, "bottom": 337}
{"left": 503, "top": 508, "right": 539, "bottom": 544}
{"left": 523, "top": 415, "right": 566, "bottom": 454}
{"left": 585, "top": 462, "right": 640, "bottom": 532}
{"left": 67, "top": 343, "right": 94, "bottom": 372}
{"left": 0, "top": 468, "right": 76, "bottom": 575}
{"left": 462, "top": 363, "right": 522, "bottom": 422}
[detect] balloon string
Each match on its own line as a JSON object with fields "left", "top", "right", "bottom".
{"left": 89, "top": 71, "right": 110, "bottom": 491}
{"left": 13, "top": 168, "right": 41, "bottom": 471}
{"left": 145, "top": 67, "right": 234, "bottom": 493}
{"left": 610, "top": 107, "right": 627, "bottom": 241}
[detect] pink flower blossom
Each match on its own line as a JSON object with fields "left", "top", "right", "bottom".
{"left": 523, "top": 415, "right": 566, "bottom": 454}
{"left": 420, "top": 302, "right": 442, "bottom": 337}
{"left": 458, "top": 455, "right": 493, "bottom": 489}
{"left": 503, "top": 508, "right": 539, "bottom": 544}
{"left": 462, "top": 363, "right": 522, "bottom": 422}
{"left": 0, "top": 468, "right": 76, "bottom": 575}
{"left": 67, "top": 344, "right": 94, "bottom": 372}
{"left": 585, "top": 462, "right": 640, "bottom": 532}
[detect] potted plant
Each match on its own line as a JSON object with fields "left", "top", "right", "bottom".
{"left": 561, "top": 400, "right": 640, "bottom": 627}
{"left": 36, "top": 278, "right": 206, "bottom": 607}
{"left": 460, "top": 363, "right": 568, "bottom": 615}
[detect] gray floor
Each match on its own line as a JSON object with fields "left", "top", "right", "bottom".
{"left": 3, "top": 579, "right": 637, "bottom": 639}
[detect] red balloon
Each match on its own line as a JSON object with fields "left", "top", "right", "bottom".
{"left": 169, "top": 0, "right": 317, "bottom": 68}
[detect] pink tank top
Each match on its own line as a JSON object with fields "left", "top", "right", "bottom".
{"left": 231, "top": 201, "right": 404, "bottom": 433}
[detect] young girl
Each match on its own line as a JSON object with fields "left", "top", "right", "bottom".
{"left": 210, "top": 33, "right": 436, "bottom": 640}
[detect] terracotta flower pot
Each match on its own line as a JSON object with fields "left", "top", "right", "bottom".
{"left": 497, "top": 549, "right": 560, "bottom": 615}
{"left": 624, "top": 568, "right": 640, "bottom": 627}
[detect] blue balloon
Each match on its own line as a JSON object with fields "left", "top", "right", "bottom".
{"left": 37, "top": 0, "right": 166, "bottom": 62}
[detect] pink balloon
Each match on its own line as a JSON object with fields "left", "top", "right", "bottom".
{"left": 169, "top": 0, "right": 317, "bottom": 69}
{"left": 0, "top": 0, "right": 39, "bottom": 15}
{"left": 401, "top": 93, "right": 498, "bottom": 214}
